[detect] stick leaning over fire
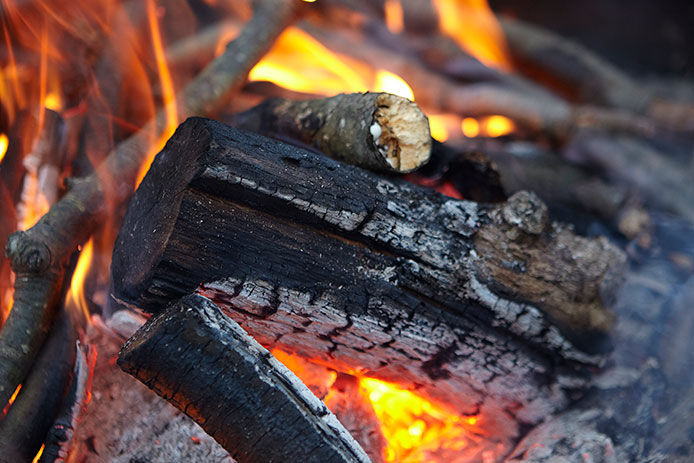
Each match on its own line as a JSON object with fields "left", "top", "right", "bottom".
{"left": 118, "top": 294, "right": 371, "bottom": 463}
{"left": 232, "top": 92, "right": 432, "bottom": 173}
{"left": 0, "top": 0, "right": 298, "bottom": 410}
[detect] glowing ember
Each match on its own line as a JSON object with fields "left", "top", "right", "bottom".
{"left": 462, "top": 117, "right": 481, "bottom": 137}
{"left": 384, "top": 0, "right": 404, "bottom": 34}
{"left": 0, "top": 133, "right": 8, "bottom": 163}
{"left": 2, "top": 383, "right": 21, "bottom": 416}
{"left": 432, "top": 0, "right": 511, "bottom": 71}
{"left": 484, "top": 114, "right": 514, "bottom": 137}
{"left": 428, "top": 114, "right": 464, "bottom": 142}
{"left": 272, "top": 349, "right": 485, "bottom": 463}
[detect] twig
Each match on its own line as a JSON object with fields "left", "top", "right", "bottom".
{"left": 0, "top": 311, "right": 76, "bottom": 463}
{"left": 232, "top": 92, "right": 432, "bottom": 173}
{"left": 0, "top": 0, "right": 297, "bottom": 409}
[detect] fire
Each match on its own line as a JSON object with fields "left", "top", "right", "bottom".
{"left": 0, "top": 133, "right": 8, "bottom": 162}
{"left": 66, "top": 239, "right": 94, "bottom": 321}
{"left": 462, "top": 115, "right": 515, "bottom": 138}
{"left": 2, "top": 383, "right": 21, "bottom": 416}
{"left": 135, "top": 0, "right": 180, "bottom": 187}
{"left": 360, "top": 377, "right": 482, "bottom": 462}
{"left": 31, "top": 444, "right": 44, "bottom": 463}
{"left": 384, "top": 0, "right": 404, "bottom": 34}
{"left": 432, "top": 0, "right": 511, "bottom": 71}
{"left": 374, "top": 70, "right": 414, "bottom": 101}
{"left": 272, "top": 349, "right": 484, "bottom": 463}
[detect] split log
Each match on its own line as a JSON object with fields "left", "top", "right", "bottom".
{"left": 118, "top": 293, "right": 371, "bottom": 463}
{"left": 0, "top": 0, "right": 298, "bottom": 408}
{"left": 111, "top": 117, "right": 625, "bottom": 455}
{"left": 231, "top": 92, "right": 432, "bottom": 173}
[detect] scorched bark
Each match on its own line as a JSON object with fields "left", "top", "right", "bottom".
{"left": 111, "top": 117, "right": 625, "bottom": 454}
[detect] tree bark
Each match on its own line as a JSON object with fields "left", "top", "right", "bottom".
{"left": 118, "top": 293, "right": 371, "bottom": 463}
{"left": 111, "top": 117, "right": 625, "bottom": 454}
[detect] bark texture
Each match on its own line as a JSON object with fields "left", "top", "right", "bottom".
{"left": 111, "top": 117, "right": 625, "bottom": 455}
{"left": 118, "top": 293, "right": 371, "bottom": 463}
{"left": 232, "top": 92, "right": 432, "bottom": 173}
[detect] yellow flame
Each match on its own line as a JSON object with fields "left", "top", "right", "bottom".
{"left": 66, "top": 239, "right": 94, "bottom": 321}
{"left": 374, "top": 70, "right": 414, "bottom": 100}
{"left": 484, "top": 115, "right": 514, "bottom": 137}
{"left": 136, "top": 0, "right": 180, "bottom": 187}
{"left": 31, "top": 444, "right": 44, "bottom": 463}
{"left": 0, "top": 133, "right": 8, "bottom": 163}
{"left": 384, "top": 0, "right": 404, "bottom": 34}
{"left": 44, "top": 91, "right": 62, "bottom": 112}
{"left": 360, "top": 377, "right": 480, "bottom": 461}
{"left": 461, "top": 117, "right": 480, "bottom": 137}
{"left": 428, "top": 114, "right": 463, "bottom": 142}
{"left": 432, "top": 0, "right": 511, "bottom": 71}
{"left": 249, "top": 27, "right": 369, "bottom": 95}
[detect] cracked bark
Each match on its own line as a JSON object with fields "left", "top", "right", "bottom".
{"left": 110, "top": 117, "right": 626, "bottom": 456}
{"left": 0, "top": 0, "right": 297, "bottom": 408}
{"left": 118, "top": 293, "right": 371, "bottom": 463}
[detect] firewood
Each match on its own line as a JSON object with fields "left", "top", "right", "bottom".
{"left": 300, "top": 23, "right": 655, "bottom": 142}
{"left": 232, "top": 92, "right": 432, "bottom": 173}
{"left": 501, "top": 17, "right": 694, "bottom": 133}
{"left": 0, "top": 312, "right": 76, "bottom": 463}
{"left": 118, "top": 293, "right": 371, "bottom": 463}
{"left": 111, "top": 117, "right": 625, "bottom": 455}
{"left": 0, "top": 0, "right": 298, "bottom": 410}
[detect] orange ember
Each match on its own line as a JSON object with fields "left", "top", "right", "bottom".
{"left": 2, "top": 383, "right": 21, "bottom": 416}
{"left": 272, "top": 349, "right": 486, "bottom": 463}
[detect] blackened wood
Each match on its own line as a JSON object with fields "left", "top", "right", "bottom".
{"left": 0, "top": 312, "right": 76, "bottom": 463}
{"left": 118, "top": 293, "right": 371, "bottom": 463}
{"left": 111, "top": 118, "right": 625, "bottom": 454}
{"left": 232, "top": 92, "right": 432, "bottom": 173}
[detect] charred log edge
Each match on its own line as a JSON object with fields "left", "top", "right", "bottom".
{"left": 232, "top": 92, "right": 432, "bottom": 173}
{"left": 0, "top": 0, "right": 298, "bottom": 408}
{"left": 39, "top": 341, "right": 95, "bottom": 463}
{"left": 118, "top": 293, "right": 371, "bottom": 463}
{"left": 0, "top": 311, "right": 76, "bottom": 463}
{"left": 111, "top": 117, "right": 619, "bottom": 364}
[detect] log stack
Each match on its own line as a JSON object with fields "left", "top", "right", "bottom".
{"left": 111, "top": 117, "right": 625, "bottom": 458}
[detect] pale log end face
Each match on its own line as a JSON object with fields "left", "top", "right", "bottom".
{"left": 374, "top": 94, "right": 431, "bottom": 173}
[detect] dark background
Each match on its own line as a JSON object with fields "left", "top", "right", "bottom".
{"left": 490, "top": 0, "right": 694, "bottom": 77}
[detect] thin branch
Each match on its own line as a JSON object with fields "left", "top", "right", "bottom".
{"left": 0, "top": 0, "right": 298, "bottom": 409}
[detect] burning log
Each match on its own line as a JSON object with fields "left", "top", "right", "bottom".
{"left": 0, "top": 0, "right": 298, "bottom": 412}
{"left": 111, "top": 117, "right": 625, "bottom": 455}
{"left": 118, "top": 293, "right": 371, "bottom": 463}
{"left": 232, "top": 92, "right": 432, "bottom": 173}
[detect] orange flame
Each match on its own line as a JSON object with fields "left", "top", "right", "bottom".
{"left": 0, "top": 133, "right": 8, "bottom": 163}
{"left": 374, "top": 69, "right": 414, "bottom": 100}
{"left": 272, "top": 349, "right": 485, "bottom": 463}
{"left": 432, "top": 0, "right": 511, "bottom": 71}
{"left": 135, "top": 0, "right": 179, "bottom": 187}
{"left": 31, "top": 444, "right": 44, "bottom": 463}
{"left": 66, "top": 239, "right": 94, "bottom": 322}
{"left": 384, "top": 0, "right": 404, "bottom": 34}
{"left": 2, "top": 383, "right": 21, "bottom": 416}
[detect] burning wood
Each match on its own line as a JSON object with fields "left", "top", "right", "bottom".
{"left": 232, "top": 92, "right": 432, "bottom": 173}
{"left": 118, "top": 293, "right": 371, "bottom": 463}
{"left": 110, "top": 117, "right": 624, "bottom": 458}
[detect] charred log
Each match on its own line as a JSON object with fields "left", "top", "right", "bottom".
{"left": 111, "top": 117, "right": 625, "bottom": 454}
{"left": 232, "top": 92, "right": 432, "bottom": 173}
{"left": 118, "top": 293, "right": 371, "bottom": 463}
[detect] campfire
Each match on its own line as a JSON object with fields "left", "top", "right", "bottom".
{"left": 1, "top": 0, "right": 693, "bottom": 462}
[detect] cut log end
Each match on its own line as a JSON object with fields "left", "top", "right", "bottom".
{"left": 372, "top": 93, "right": 431, "bottom": 172}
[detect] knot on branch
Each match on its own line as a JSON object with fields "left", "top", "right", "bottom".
{"left": 501, "top": 190, "right": 549, "bottom": 238}
{"left": 5, "top": 231, "right": 52, "bottom": 274}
